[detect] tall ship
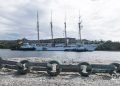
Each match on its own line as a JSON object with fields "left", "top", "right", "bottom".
{"left": 14, "top": 11, "right": 97, "bottom": 51}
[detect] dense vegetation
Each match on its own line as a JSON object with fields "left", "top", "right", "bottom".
{"left": 96, "top": 41, "right": 120, "bottom": 51}
{"left": 0, "top": 40, "right": 21, "bottom": 49}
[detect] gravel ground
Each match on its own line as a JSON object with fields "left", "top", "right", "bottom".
{"left": 0, "top": 57, "right": 120, "bottom": 86}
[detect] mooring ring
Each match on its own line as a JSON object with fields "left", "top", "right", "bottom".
{"left": 17, "top": 60, "right": 30, "bottom": 74}
{"left": 78, "top": 62, "right": 92, "bottom": 77}
{"left": 47, "top": 60, "right": 61, "bottom": 76}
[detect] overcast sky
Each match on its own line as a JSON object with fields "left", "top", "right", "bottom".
{"left": 0, "top": 0, "right": 120, "bottom": 41}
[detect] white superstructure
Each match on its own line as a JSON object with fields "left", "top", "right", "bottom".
{"left": 21, "top": 43, "right": 34, "bottom": 49}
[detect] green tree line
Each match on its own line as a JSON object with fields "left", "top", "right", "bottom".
{"left": 96, "top": 41, "right": 120, "bottom": 51}
{"left": 0, "top": 39, "right": 120, "bottom": 51}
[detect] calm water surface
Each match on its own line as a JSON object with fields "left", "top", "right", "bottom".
{"left": 0, "top": 49, "right": 120, "bottom": 62}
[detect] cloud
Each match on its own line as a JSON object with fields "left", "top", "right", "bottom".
{"left": 0, "top": 0, "right": 120, "bottom": 41}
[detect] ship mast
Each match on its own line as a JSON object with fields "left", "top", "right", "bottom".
{"left": 78, "top": 12, "right": 82, "bottom": 44}
{"left": 50, "top": 11, "right": 54, "bottom": 47}
{"left": 37, "top": 11, "right": 40, "bottom": 41}
{"left": 64, "top": 13, "right": 67, "bottom": 47}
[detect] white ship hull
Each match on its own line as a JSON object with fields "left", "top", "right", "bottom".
{"left": 34, "top": 44, "right": 97, "bottom": 51}
{"left": 20, "top": 43, "right": 97, "bottom": 51}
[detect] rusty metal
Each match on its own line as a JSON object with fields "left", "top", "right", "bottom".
{"left": 29, "top": 62, "right": 47, "bottom": 67}
{"left": 3, "top": 64, "right": 17, "bottom": 69}
{"left": 60, "top": 65, "right": 79, "bottom": 72}
{"left": 17, "top": 60, "right": 30, "bottom": 74}
{"left": 0, "top": 57, "right": 120, "bottom": 77}
{"left": 91, "top": 64, "right": 115, "bottom": 74}
{"left": 47, "top": 60, "right": 61, "bottom": 76}
{"left": 31, "top": 66, "right": 47, "bottom": 71}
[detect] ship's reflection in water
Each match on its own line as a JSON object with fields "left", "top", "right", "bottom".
{"left": 0, "top": 49, "right": 120, "bottom": 62}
